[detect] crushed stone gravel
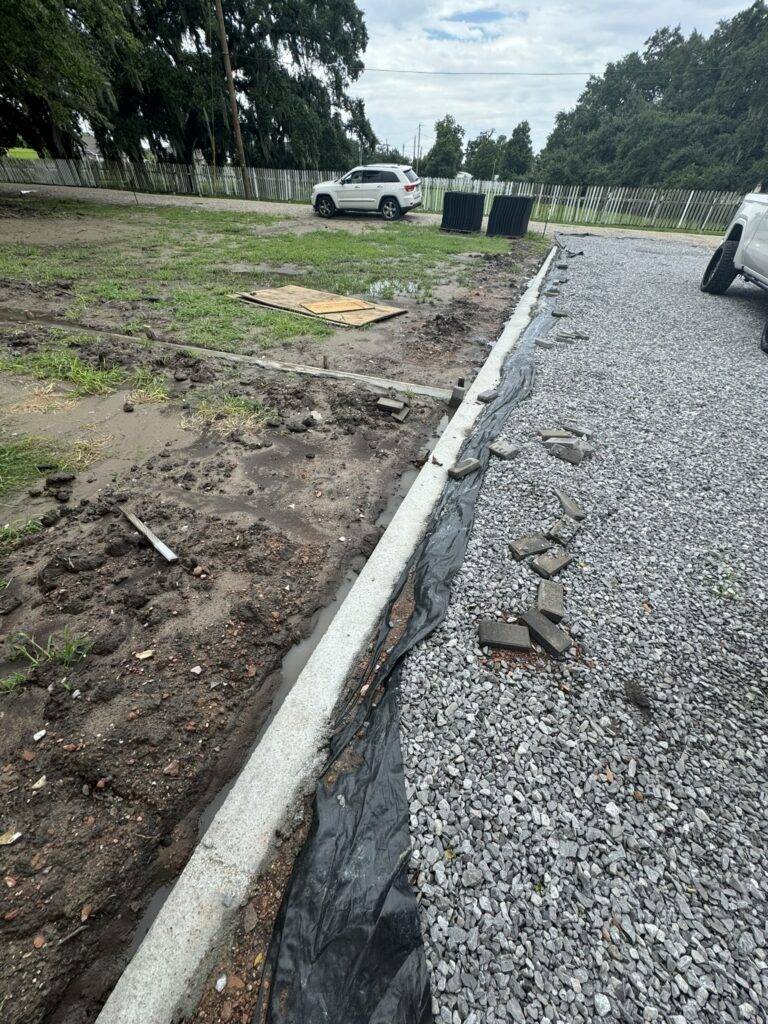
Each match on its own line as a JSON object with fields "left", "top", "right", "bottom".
{"left": 398, "top": 234, "right": 768, "bottom": 1024}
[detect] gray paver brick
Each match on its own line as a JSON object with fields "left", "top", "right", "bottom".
{"left": 509, "top": 534, "right": 552, "bottom": 560}
{"left": 520, "top": 607, "right": 573, "bottom": 657}
{"left": 488, "top": 440, "right": 519, "bottom": 460}
{"left": 531, "top": 549, "right": 573, "bottom": 578}
{"left": 479, "top": 620, "right": 531, "bottom": 651}
{"left": 537, "top": 580, "right": 565, "bottom": 622}
{"left": 554, "top": 487, "right": 586, "bottom": 520}
{"left": 448, "top": 458, "right": 481, "bottom": 480}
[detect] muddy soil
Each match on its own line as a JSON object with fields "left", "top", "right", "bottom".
{"left": 0, "top": 334, "right": 441, "bottom": 1022}
{"left": 0, "top": 229, "right": 545, "bottom": 389}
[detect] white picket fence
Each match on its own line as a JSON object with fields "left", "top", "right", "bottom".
{"left": 0, "top": 157, "right": 743, "bottom": 233}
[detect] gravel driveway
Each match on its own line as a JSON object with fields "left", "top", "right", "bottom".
{"left": 398, "top": 234, "right": 768, "bottom": 1024}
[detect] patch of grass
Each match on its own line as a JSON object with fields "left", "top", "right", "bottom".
{"left": 129, "top": 368, "right": 169, "bottom": 403}
{"left": 7, "top": 147, "right": 38, "bottom": 159}
{"left": 0, "top": 346, "right": 126, "bottom": 395}
{"left": 193, "top": 392, "right": 272, "bottom": 430}
{"left": 0, "top": 195, "right": 545, "bottom": 352}
{"left": 0, "top": 519, "right": 42, "bottom": 554}
{"left": 0, "top": 671, "right": 27, "bottom": 695}
{"left": 0, "top": 437, "right": 59, "bottom": 497}
{"left": 6, "top": 626, "right": 93, "bottom": 669}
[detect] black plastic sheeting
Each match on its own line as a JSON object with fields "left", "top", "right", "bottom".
{"left": 257, "top": 252, "right": 560, "bottom": 1024}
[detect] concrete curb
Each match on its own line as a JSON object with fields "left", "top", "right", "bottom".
{"left": 96, "top": 244, "right": 557, "bottom": 1024}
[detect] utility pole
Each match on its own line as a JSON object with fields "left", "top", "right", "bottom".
{"left": 213, "top": 0, "right": 253, "bottom": 199}
{"left": 416, "top": 123, "right": 422, "bottom": 172}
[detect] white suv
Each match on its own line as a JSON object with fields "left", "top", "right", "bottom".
{"left": 312, "top": 165, "right": 422, "bottom": 221}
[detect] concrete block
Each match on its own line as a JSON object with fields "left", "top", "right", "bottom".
{"left": 521, "top": 608, "right": 573, "bottom": 657}
{"left": 537, "top": 580, "right": 565, "bottom": 623}
{"left": 449, "top": 385, "right": 466, "bottom": 409}
{"left": 448, "top": 458, "right": 480, "bottom": 480}
{"left": 561, "top": 422, "right": 592, "bottom": 438}
{"left": 377, "top": 396, "right": 406, "bottom": 414}
{"left": 536, "top": 339, "right": 555, "bottom": 350}
{"left": 392, "top": 407, "right": 410, "bottom": 423}
{"left": 479, "top": 620, "right": 531, "bottom": 652}
{"left": 477, "top": 388, "right": 498, "bottom": 404}
{"left": 540, "top": 428, "right": 574, "bottom": 440}
{"left": 531, "top": 549, "right": 572, "bottom": 579}
{"left": 509, "top": 534, "right": 552, "bottom": 560}
{"left": 546, "top": 517, "right": 581, "bottom": 545}
{"left": 552, "top": 310, "right": 569, "bottom": 318}
{"left": 547, "top": 441, "right": 592, "bottom": 465}
{"left": 554, "top": 487, "right": 586, "bottom": 520}
{"left": 488, "top": 440, "right": 519, "bottom": 460}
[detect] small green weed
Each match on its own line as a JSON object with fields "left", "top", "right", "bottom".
{"left": 0, "top": 519, "right": 42, "bottom": 554}
{"left": 6, "top": 626, "right": 93, "bottom": 669}
{"left": 193, "top": 392, "right": 271, "bottom": 429}
{"left": 129, "top": 368, "right": 169, "bottom": 403}
{"left": 0, "top": 671, "right": 27, "bottom": 695}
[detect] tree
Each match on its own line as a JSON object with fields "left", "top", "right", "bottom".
{"left": 464, "top": 130, "right": 504, "bottom": 180}
{"left": 499, "top": 121, "right": 533, "bottom": 179}
{"left": 537, "top": 1, "right": 768, "bottom": 191}
{"left": 0, "top": 0, "right": 133, "bottom": 157}
{"left": 420, "top": 115, "right": 465, "bottom": 178}
{"left": 0, "top": 0, "right": 377, "bottom": 169}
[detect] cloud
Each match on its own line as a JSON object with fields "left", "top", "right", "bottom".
{"left": 350, "top": 0, "right": 747, "bottom": 160}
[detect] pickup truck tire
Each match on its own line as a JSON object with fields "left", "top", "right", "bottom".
{"left": 761, "top": 320, "right": 768, "bottom": 354}
{"left": 700, "top": 241, "right": 738, "bottom": 294}
{"left": 315, "top": 195, "right": 336, "bottom": 218}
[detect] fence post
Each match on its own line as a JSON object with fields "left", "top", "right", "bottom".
{"left": 676, "top": 190, "right": 695, "bottom": 230}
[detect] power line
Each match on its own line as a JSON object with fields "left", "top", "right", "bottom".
{"left": 360, "top": 64, "right": 739, "bottom": 77}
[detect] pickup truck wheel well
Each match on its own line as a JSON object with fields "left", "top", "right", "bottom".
{"left": 726, "top": 223, "right": 744, "bottom": 243}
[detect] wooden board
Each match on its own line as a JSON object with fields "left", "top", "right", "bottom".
{"left": 233, "top": 285, "right": 406, "bottom": 327}
{"left": 302, "top": 297, "right": 373, "bottom": 314}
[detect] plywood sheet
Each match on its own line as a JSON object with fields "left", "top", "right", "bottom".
{"left": 302, "top": 298, "right": 373, "bottom": 314}
{"left": 234, "top": 285, "right": 405, "bottom": 327}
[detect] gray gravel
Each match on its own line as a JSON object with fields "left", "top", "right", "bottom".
{"left": 398, "top": 235, "right": 768, "bottom": 1024}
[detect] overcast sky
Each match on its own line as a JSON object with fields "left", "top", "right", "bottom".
{"left": 349, "top": 1, "right": 747, "bottom": 158}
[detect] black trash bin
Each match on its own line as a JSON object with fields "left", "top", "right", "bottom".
{"left": 487, "top": 195, "right": 534, "bottom": 237}
{"left": 440, "top": 191, "right": 485, "bottom": 233}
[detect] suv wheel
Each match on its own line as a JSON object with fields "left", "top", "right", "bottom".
{"left": 700, "top": 241, "right": 738, "bottom": 294}
{"left": 761, "top": 319, "right": 768, "bottom": 355}
{"left": 315, "top": 195, "right": 335, "bottom": 218}
{"left": 380, "top": 197, "right": 401, "bottom": 221}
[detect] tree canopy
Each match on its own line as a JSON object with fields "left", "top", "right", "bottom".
{"left": 0, "top": 0, "right": 376, "bottom": 167}
{"left": 538, "top": 2, "right": 768, "bottom": 191}
{"left": 463, "top": 122, "right": 533, "bottom": 180}
{"left": 420, "top": 115, "right": 464, "bottom": 178}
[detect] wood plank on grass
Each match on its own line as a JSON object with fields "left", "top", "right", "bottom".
{"left": 234, "top": 285, "right": 406, "bottom": 327}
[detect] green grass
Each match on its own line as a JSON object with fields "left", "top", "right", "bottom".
{"left": 192, "top": 392, "right": 272, "bottom": 428}
{"left": 0, "top": 519, "right": 42, "bottom": 554}
{"left": 0, "top": 195, "right": 537, "bottom": 352}
{"left": 0, "top": 332, "right": 172, "bottom": 398}
{"left": 6, "top": 626, "right": 93, "bottom": 669}
{"left": 0, "top": 345, "right": 126, "bottom": 395}
{"left": 0, "top": 671, "right": 27, "bottom": 695}
{"left": 7, "top": 147, "right": 37, "bottom": 160}
{"left": 0, "top": 437, "right": 60, "bottom": 497}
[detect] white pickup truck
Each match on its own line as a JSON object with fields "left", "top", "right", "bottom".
{"left": 701, "top": 192, "right": 768, "bottom": 350}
